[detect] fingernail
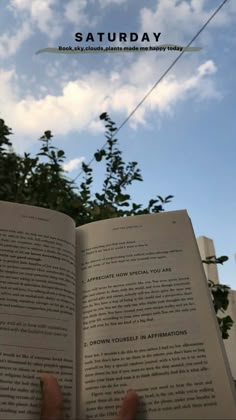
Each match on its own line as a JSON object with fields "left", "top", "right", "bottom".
{"left": 40, "top": 378, "right": 44, "bottom": 392}
{"left": 125, "top": 391, "right": 136, "bottom": 400}
{"left": 122, "top": 413, "right": 135, "bottom": 420}
{"left": 121, "top": 391, "right": 138, "bottom": 420}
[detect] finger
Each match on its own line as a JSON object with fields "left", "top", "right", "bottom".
{"left": 40, "top": 374, "right": 63, "bottom": 420}
{"left": 117, "top": 391, "right": 139, "bottom": 420}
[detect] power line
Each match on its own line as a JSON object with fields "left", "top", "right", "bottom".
{"left": 72, "top": 0, "right": 228, "bottom": 182}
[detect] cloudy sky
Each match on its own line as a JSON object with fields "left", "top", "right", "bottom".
{"left": 0, "top": 0, "right": 235, "bottom": 288}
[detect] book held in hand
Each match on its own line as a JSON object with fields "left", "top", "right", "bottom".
{"left": 0, "top": 200, "right": 236, "bottom": 419}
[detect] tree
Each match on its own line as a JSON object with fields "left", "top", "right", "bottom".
{"left": 0, "top": 113, "right": 233, "bottom": 339}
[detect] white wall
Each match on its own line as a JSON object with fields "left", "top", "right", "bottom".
{"left": 197, "top": 236, "right": 219, "bottom": 284}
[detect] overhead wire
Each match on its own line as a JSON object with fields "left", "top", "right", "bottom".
{"left": 72, "top": 0, "right": 228, "bottom": 182}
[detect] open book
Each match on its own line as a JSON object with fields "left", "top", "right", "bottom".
{"left": 0, "top": 201, "right": 235, "bottom": 420}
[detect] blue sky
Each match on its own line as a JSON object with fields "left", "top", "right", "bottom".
{"left": 0, "top": 0, "right": 235, "bottom": 289}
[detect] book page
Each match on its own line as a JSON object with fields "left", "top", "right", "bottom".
{"left": 0, "top": 201, "right": 76, "bottom": 420}
{"left": 76, "top": 211, "right": 236, "bottom": 420}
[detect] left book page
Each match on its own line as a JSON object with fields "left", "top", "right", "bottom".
{"left": 0, "top": 201, "right": 76, "bottom": 420}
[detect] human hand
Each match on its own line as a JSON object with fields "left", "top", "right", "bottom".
{"left": 40, "top": 374, "right": 138, "bottom": 420}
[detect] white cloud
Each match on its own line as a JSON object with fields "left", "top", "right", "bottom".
{"left": 0, "top": 57, "right": 220, "bottom": 151}
{"left": 64, "top": 0, "right": 98, "bottom": 28}
{"left": 197, "top": 60, "right": 217, "bottom": 76}
{"left": 64, "top": 0, "right": 87, "bottom": 25}
{"left": 99, "top": 0, "right": 126, "bottom": 7}
{"left": 6, "top": 0, "right": 235, "bottom": 50}
{"left": 63, "top": 0, "right": 127, "bottom": 29}
{"left": 146, "top": 60, "right": 220, "bottom": 114}
{"left": 0, "top": 22, "right": 32, "bottom": 58}
{"left": 45, "top": 63, "right": 59, "bottom": 78}
{"left": 0, "top": 69, "right": 112, "bottom": 146}
{"left": 0, "top": 70, "right": 18, "bottom": 112}
{"left": 139, "top": 0, "right": 236, "bottom": 48}
{"left": 63, "top": 157, "right": 85, "bottom": 172}
{"left": 88, "top": 120, "right": 105, "bottom": 133}
{"left": 103, "top": 58, "right": 220, "bottom": 127}
{"left": 0, "top": 0, "right": 233, "bottom": 155}
{"left": 9, "top": 0, "right": 62, "bottom": 40}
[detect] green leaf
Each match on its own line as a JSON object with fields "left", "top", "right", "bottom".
{"left": 95, "top": 193, "right": 105, "bottom": 201}
{"left": 119, "top": 202, "right": 130, "bottom": 207}
{"left": 57, "top": 150, "right": 65, "bottom": 158}
{"left": 94, "top": 152, "right": 102, "bottom": 162}
{"left": 148, "top": 199, "right": 158, "bottom": 208}
{"left": 153, "top": 205, "right": 164, "bottom": 213}
{"left": 100, "top": 112, "right": 107, "bottom": 120}
{"left": 165, "top": 195, "right": 174, "bottom": 201}
{"left": 217, "top": 256, "right": 229, "bottom": 264}
{"left": 81, "top": 162, "right": 91, "bottom": 173}
{"left": 115, "top": 193, "right": 130, "bottom": 203}
{"left": 132, "top": 203, "right": 142, "bottom": 211}
{"left": 94, "top": 149, "right": 106, "bottom": 162}
{"left": 44, "top": 130, "right": 53, "bottom": 139}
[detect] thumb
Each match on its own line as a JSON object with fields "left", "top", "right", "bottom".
{"left": 40, "top": 374, "right": 63, "bottom": 420}
{"left": 117, "top": 391, "right": 139, "bottom": 420}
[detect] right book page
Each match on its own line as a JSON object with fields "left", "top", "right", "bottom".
{"left": 76, "top": 210, "right": 236, "bottom": 419}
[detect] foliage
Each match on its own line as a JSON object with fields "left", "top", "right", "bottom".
{"left": 0, "top": 114, "right": 174, "bottom": 225}
{"left": 0, "top": 114, "right": 233, "bottom": 339}
{"left": 205, "top": 256, "right": 233, "bottom": 339}
{"left": 0, "top": 119, "right": 84, "bottom": 221}
{"left": 78, "top": 112, "right": 173, "bottom": 224}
